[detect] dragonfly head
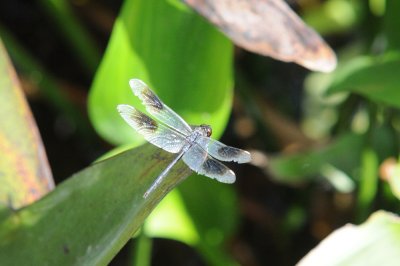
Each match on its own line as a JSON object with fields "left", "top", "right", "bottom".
{"left": 199, "top": 124, "right": 212, "bottom": 137}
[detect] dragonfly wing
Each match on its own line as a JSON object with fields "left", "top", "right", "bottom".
{"left": 129, "top": 79, "right": 192, "bottom": 135}
{"left": 196, "top": 136, "right": 251, "bottom": 163}
{"left": 117, "top": 104, "right": 186, "bottom": 153}
{"left": 182, "top": 144, "right": 236, "bottom": 183}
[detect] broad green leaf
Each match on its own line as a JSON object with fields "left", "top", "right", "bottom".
{"left": 179, "top": 175, "right": 239, "bottom": 265}
{"left": 144, "top": 172, "right": 239, "bottom": 266}
{"left": 88, "top": 1, "right": 238, "bottom": 263}
{"left": 298, "top": 211, "right": 400, "bottom": 266}
{"left": 269, "top": 133, "right": 364, "bottom": 184}
{"left": 0, "top": 144, "right": 191, "bottom": 265}
{"left": 180, "top": 176, "right": 238, "bottom": 245}
{"left": 0, "top": 40, "right": 54, "bottom": 209}
{"left": 89, "top": 0, "right": 233, "bottom": 146}
{"left": 88, "top": 1, "right": 238, "bottom": 264}
{"left": 326, "top": 53, "right": 400, "bottom": 108}
{"left": 144, "top": 190, "right": 200, "bottom": 245}
{"left": 97, "top": 145, "right": 239, "bottom": 265}
{"left": 98, "top": 143, "right": 239, "bottom": 264}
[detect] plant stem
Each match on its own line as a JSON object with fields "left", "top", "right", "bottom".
{"left": 38, "top": 0, "right": 101, "bottom": 74}
{"left": 356, "top": 147, "right": 378, "bottom": 222}
{"left": 133, "top": 231, "right": 152, "bottom": 266}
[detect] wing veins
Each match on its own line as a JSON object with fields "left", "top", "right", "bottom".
{"left": 195, "top": 136, "right": 251, "bottom": 163}
{"left": 129, "top": 79, "right": 192, "bottom": 135}
{"left": 117, "top": 104, "right": 187, "bottom": 153}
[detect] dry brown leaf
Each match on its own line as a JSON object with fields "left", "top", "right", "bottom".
{"left": 184, "top": 0, "right": 337, "bottom": 72}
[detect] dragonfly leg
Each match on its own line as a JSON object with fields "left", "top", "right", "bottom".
{"left": 143, "top": 150, "right": 186, "bottom": 198}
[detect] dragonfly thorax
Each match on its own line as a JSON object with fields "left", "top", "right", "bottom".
{"left": 186, "top": 124, "right": 212, "bottom": 144}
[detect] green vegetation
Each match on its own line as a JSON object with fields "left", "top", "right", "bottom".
{"left": 1, "top": 0, "right": 400, "bottom": 265}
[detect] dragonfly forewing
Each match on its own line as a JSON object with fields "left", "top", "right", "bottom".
{"left": 118, "top": 104, "right": 187, "bottom": 153}
{"left": 129, "top": 79, "right": 192, "bottom": 135}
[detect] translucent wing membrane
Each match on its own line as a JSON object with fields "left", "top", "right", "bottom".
{"left": 197, "top": 136, "right": 251, "bottom": 163}
{"left": 183, "top": 144, "right": 236, "bottom": 183}
{"left": 118, "top": 79, "right": 253, "bottom": 198}
{"left": 129, "top": 79, "right": 192, "bottom": 135}
{"left": 117, "top": 104, "right": 186, "bottom": 153}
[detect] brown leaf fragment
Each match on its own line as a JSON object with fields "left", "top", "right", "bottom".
{"left": 184, "top": 0, "right": 337, "bottom": 72}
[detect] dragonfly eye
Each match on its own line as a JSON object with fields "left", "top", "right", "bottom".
{"left": 200, "top": 125, "right": 212, "bottom": 137}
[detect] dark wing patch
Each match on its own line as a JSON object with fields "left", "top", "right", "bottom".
{"left": 202, "top": 158, "right": 229, "bottom": 176}
{"left": 196, "top": 136, "right": 251, "bottom": 163}
{"left": 117, "top": 104, "right": 186, "bottom": 153}
{"left": 217, "top": 146, "right": 242, "bottom": 158}
{"left": 135, "top": 110, "right": 158, "bottom": 133}
{"left": 129, "top": 79, "right": 192, "bottom": 135}
{"left": 182, "top": 144, "right": 236, "bottom": 183}
{"left": 142, "top": 86, "right": 164, "bottom": 111}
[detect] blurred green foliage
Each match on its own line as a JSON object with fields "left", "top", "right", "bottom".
{"left": 1, "top": 0, "right": 400, "bottom": 265}
{"left": 272, "top": 1, "right": 400, "bottom": 263}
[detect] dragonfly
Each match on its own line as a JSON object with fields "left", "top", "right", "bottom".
{"left": 117, "top": 79, "right": 251, "bottom": 198}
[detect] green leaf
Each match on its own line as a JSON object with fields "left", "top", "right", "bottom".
{"left": 144, "top": 190, "right": 200, "bottom": 245}
{"left": 356, "top": 147, "right": 379, "bottom": 222}
{"left": 143, "top": 172, "right": 239, "bottom": 266}
{"left": 179, "top": 176, "right": 239, "bottom": 265}
{"left": 326, "top": 53, "right": 400, "bottom": 108}
{"left": 88, "top": 1, "right": 237, "bottom": 264}
{"left": 0, "top": 144, "right": 191, "bottom": 265}
{"left": 269, "top": 133, "right": 364, "bottom": 184}
{"left": 0, "top": 39, "right": 54, "bottom": 209}
{"left": 144, "top": 169, "right": 238, "bottom": 266}
{"left": 298, "top": 211, "right": 400, "bottom": 266}
{"left": 384, "top": 0, "right": 400, "bottom": 50}
{"left": 88, "top": 0, "right": 233, "bottom": 146}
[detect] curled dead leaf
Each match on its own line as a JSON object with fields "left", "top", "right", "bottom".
{"left": 184, "top": 0, "right": 337, "bottom": 72}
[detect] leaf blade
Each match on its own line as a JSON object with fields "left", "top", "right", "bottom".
{"left": 298, "top": 211, "right": 400, "bottom": 266}
{"left": 88, "top": 0, "right": 233, "bottom": 146}
{"left": 0, "top": 39, "right": 54, "bottom": 209}
{"left": 0, "top": 144, "right": 191, "bottom": 265}
{"left": 327, "top": 53, "right": 400, "bottom": 108}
